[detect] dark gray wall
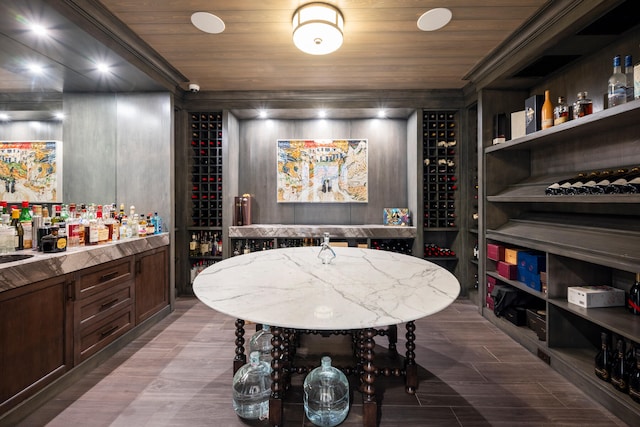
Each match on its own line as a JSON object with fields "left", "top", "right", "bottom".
{"left": 63, "top": 93, "right": 172, "bottom": 229}
{"left": 237, "top": 118, "right": 408, "bottom": 225}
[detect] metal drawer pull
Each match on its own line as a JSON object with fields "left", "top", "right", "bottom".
{"left": 100, "top": 298, "right": 119, "bottom": 310}
{"left": 99, "top": 271, "right": 119, "bottom": 282}
{"left": 99, "top": 325, "right": 119, "bottom": 337}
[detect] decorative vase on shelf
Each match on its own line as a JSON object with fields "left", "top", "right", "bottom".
{"left": 303, "top": 356, "right": 349, "bottom": 427}
{"left": 231, "top": 351, "right": 272, "bottom": 420}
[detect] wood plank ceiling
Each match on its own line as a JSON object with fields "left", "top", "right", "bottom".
{"left": 96, "top": 0, "right": 548, "bottom": 93}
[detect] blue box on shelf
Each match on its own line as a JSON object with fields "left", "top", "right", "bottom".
{"left": 518, "top": 266, "right": 542, "bottom": 292}
{"left": 517, "top": 251, "right": 546, "bottom": 273}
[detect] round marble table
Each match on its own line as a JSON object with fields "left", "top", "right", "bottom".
{"left": 193, "top": 246, "right": 460, "bottom": 427}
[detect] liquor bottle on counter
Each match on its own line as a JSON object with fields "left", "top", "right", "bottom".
{"left": 628, "top": 273, "right": 640, "bottom": 315}
{"left": 553, "top": 96, "right": 569, "bottom": 125}
{"left": 572, "top": 92, "right": 593, "bottom": 119}
{"left": 629, "top": 346, "right": 640, "bottom": 403}
{"left": 611, "top": 338, "right": 629, "bottom": 393}
{"left": 625, "top": 55, "right": 634, "bottom": 102}
{"left": 595, "top": 332, "right": 613, "bottom": 382}
{"left": 541, "top": 90, "right": 553, "bottom": 130}
{"left": 96, "top": 209, "right": 108, "bottom": 244}
{"left": 129, "top": 206, "right": 139, "bottom": 238}
{"left": 608, "top": 55, "right": 627, "bottom": 108}
{"left": 11, "top": 209, "right": 24, "bottom": 251}
{"left": 138, "top": 214, "right": 147, "bottom": 237}
{"left": 19, "top": 201, "right": 33, "bottom": 249}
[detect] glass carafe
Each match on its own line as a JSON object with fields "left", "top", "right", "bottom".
{"left": 232, "top": 351, "right": 272, "bottom": 420}
{"left": 303, "top": 356, "right": 349, "bottom": 426}
{"left": 249, "top": 324, "right": 273, "bottom": 364}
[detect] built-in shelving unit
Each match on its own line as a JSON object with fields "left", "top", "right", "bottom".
{"left": 187, "top": 112, "right": 224, "bottom": 284}
{"left": 421, "top": 110, "right": 460, "bottom": 271}
{"left": 479, "top": 84, "right": 640, "bottom": 425}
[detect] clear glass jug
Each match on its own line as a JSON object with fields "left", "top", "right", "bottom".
{"left": 303, "top": 356, "right": 350, "bottom": 426}
{"left": 249, "top": 324, "right": 273, "bottom": 364}
{"left": 232, "top": 351, "right": 272, "bottom": 420}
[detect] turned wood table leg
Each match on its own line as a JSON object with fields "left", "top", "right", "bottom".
{"left": 361, "top": 327, "right": 377, "bottom": 427}
{"left": 405, "top": 321, "right": 418, "bottom": 394}
{"left": 233, "top": 319, "right": 246, "bottom": 374}
{"left": 269, "top": 326, "right": 284, "bottom": 427}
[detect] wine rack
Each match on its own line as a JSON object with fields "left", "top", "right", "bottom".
{"left": 370, "top": 238, "right": 413, "bottom": 255}
{"left": 189, "top": 112, "right": 223, "bottom": 227}
{"left": 422, "top": 111, "right": 458, "bottom": 229}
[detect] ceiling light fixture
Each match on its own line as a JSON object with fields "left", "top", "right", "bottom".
{"left": 28, "top": 64, "right": 44, "bottom": 74}
{"left": 29, "top": 23, "right": 49, "bottom": 37}
{"left": 292, "top": 3, "right": 344, "bottom": 55}
{"left": 417, "top": 8, "right": 452, "bottom": 32}
{"left": 0, "top": 113, "right": 10, "bottom": 121}
{"left": 318, "top": 110, "right": 327, "bottom": 118}
{"left": 96, "top": 63, "right": 111, "bottom": 73}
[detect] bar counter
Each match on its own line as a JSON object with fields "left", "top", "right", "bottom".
{"left": 0, "top": 233, "right": 170, "bottom": 293}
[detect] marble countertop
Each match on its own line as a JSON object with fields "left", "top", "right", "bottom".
{"left": 193, "top": 246, "right": 460, "bottom": 330}
{"left": 229, "top": 224, "right": 417, "bottom": 239}
{"left": 0, "top": 233, "right": 170, "bottom": 293}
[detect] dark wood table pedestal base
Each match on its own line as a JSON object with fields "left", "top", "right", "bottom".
{"left": 232, "top": 320, "right": 419, "bottom": 427}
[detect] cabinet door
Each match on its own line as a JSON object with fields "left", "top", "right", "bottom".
{"left": 135, "top": 246, "right": 169, "bottom": 324}
{"left": 0, "top": 274, "right": 73, "bottom": 413}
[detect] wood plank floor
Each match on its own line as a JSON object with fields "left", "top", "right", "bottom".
{"left": 14, "top": 298, "right": 632, "bottom": 427}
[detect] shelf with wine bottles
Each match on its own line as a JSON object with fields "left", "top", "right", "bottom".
{"left": 189, "top": 112, "right": 224, "bottom": 228}
{"left": 422, "top": 110, "right": 458, "bottom": 229}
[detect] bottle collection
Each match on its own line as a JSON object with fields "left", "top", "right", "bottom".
{"left": 595, "top": 331, "right": 640, "bottom": 403}
{"left": 370, "top": 239, "right": 413, "bottom": 255}
{"left": 190, "top": 112, "right": 223, "bottom": 227}
{"left": 545, "top": 166, "right": 640, "bottom": 195}
{"left": 0, "top": 201, "right": 162, "bottom": 254}
{"left": 423, "top": 243, "right": 455, "bottom": 258}
{"left": 422, "top": 111, "right": 458, "bottom": 229}
{"left": 536, "top": 54, "right": 637, "bottom": 136}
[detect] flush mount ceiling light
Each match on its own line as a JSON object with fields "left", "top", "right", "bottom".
{"left": 417, "top": 8, "right": 452, "bottom": 32}
{"left": 191, "top": 12, "right": 225, "bottom": 34}
{"left": 292, "top": 3, "right": 344, "bottom": 55}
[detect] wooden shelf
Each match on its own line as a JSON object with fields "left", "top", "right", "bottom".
{"left": 548, "top": 298, "right": 640, "bottom": 343}
{"left": 485, "top": 99, "right": 640, "bottom": 154}
{"left": 486, "top": 216, "right": 640, "bottom": 272}
{"left": 486, "top": 270, "right": 547, "bottom": 300}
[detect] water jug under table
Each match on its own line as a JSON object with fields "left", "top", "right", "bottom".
{"left": 303, "top": 356, "right": 350, "bottom": 426}
{"left": 232, "top": 351, "right": 272, "bottom": 420}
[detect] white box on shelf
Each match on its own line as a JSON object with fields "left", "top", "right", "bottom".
{"left": 567, "top": 285, "right": 625, "bottom": 308}
{"left": 510, "top": 110, "right": 526, "bottom": 140}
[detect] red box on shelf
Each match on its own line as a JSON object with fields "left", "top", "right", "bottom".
{"left": 497, "top": 261, "right": 517, "bottom": 280}
{"left": 486, "top": 294, "right": 495, "bottom": 310}
{"left": 487, "top": 275, "right": 497, "bottom": 293}
{"left": 487, "top": 243, "right": 505, "bottom": 261}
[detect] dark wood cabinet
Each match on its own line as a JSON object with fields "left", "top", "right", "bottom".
{"left": 74, "top": 257, "right": 135, "bottom": 364}
{"left": 0, "top": 274, "right": 74, "bottom": 413}
{"left": 135, "top": 246, "right": 169, "bottom": 324}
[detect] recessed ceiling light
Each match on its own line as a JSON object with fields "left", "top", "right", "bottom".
{"left": 29, "top": 23, "right": 49, "bottom": 37}
{"left": 258, "top": 110, "right": 268, "bottom": 119}
{"left": 28, "top": 64, "right": 44, "bottom": 74}
{"left": 96, "top": 63, "right": 111, "bottom": 73}
{"left": 0, "top": 113, "right": 10, "bottom": 121}
{"left": 377, "top": 109, "right": 386, "bottom": 118}
{"left": 318, "top": 110, "right": 327, "bottom": 118}
{"left": 417, "top": 8, "right": 452, "bottom": 32}
{"left": 54, "top": 112, "right": 65, "bottom": 120}
{"left": 191, "top": 12, "right": 225, "bottom": 34}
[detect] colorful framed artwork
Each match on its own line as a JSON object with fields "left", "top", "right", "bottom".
{"left": 383, "top": 208, "right": 411, "bottom": 226}
{"left": 0, "top": 140, "right": 63, "bottom": 203}
{"left": 277, "top": 139, "right": 368, "bottom": 203}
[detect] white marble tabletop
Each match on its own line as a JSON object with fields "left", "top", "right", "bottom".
{"left": 193, "top": 246, "right": 460, "bottom": 330}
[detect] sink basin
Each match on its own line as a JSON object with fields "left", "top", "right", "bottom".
{"left": 0, "top": 254, "right": 35, "bottom": 264}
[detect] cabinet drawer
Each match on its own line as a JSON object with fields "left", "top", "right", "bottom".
{"left": 77, "top": 258, "right": 133, "bottom": 298}
{"left": 78, "top": 280, "right": 133, "bottom": 326}
{"left": 78, "top": 305, "right": 133, "bottom": 362}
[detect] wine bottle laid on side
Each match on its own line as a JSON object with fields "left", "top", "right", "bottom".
{"left": 611, "top": 339, "right": 629, "bottom": 393}
{"left": 629, "top": 346, "right": 640, "bottom": 403}
{"left": 595, "top": 332, "right": 613, "bottom": 382}
{"left": 603, "top": 168, "right": 631, "bottom": 194}
{"left": 545, "top": 173, "right": 585, "bottom": 195}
